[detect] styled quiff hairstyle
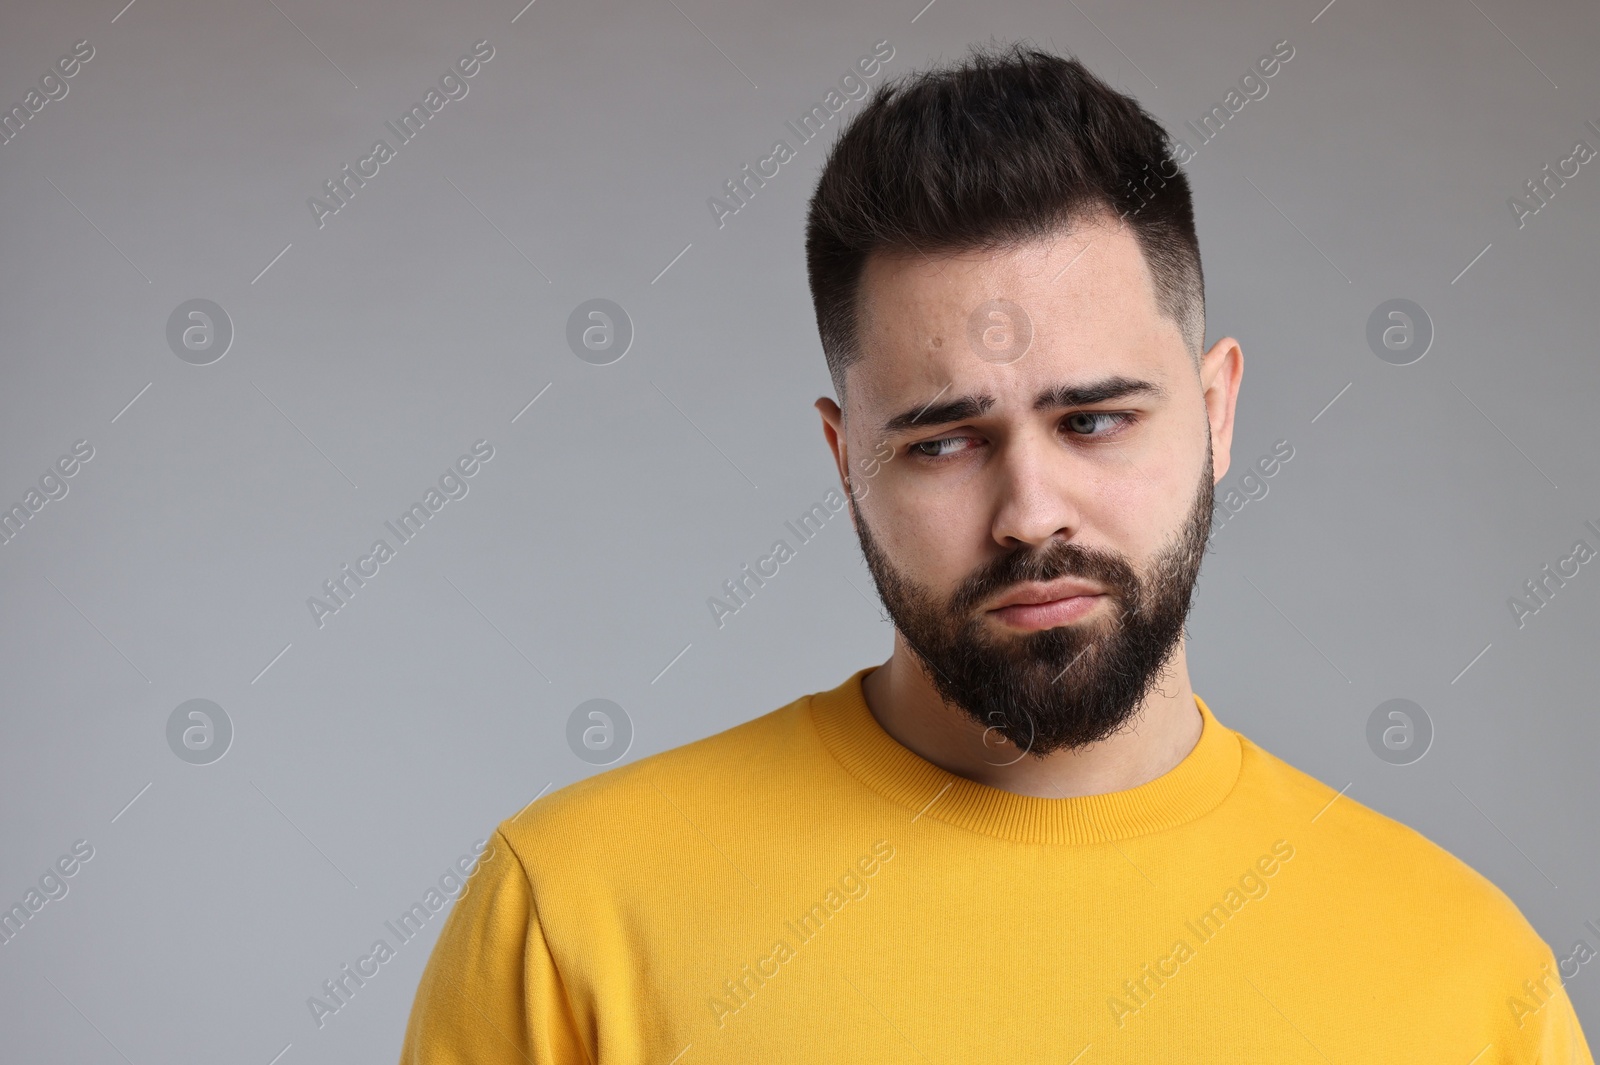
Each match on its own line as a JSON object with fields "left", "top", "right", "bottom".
{"left": 804, "top": 42, "right": 1205, "bottom": 409}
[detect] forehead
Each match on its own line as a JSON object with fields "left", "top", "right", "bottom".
{"left": 849, "top": 217, "right": 1184, "bottom": 419}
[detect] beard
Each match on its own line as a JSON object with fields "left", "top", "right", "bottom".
{"left": 850, "top": 447, "right": 1214, "bottom": 759}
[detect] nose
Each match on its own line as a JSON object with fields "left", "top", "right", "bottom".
{"left": 988, "top": 429, "right": 1084, "bottom": 551}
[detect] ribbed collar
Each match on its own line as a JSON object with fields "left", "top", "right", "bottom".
{"left": 808, "top": 666, "right": 1243, "bottom": 845}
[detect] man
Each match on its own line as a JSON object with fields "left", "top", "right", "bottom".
{"left": 401, "top": 44, "right": 1591, "bottom": 1062}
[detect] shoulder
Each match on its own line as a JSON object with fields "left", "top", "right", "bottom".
{"left": 491, "top": 685, "right": 818, "bottom": 879}
{"left": 1228, "top": 732, "right": 1583, "bottom": 1055}
{"left": 1234, "top": 732, "right": 1555, "bottom": 967}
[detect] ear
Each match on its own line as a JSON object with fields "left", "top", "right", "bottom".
{"left": 1198, "top": 337, "right": 1244, "bottom": 483}
{"left": 815, "top": 396, "right": 856, "bottom": 525}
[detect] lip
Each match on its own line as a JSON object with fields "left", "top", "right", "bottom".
{"left": 986, "top": 579, "right": 1106, "bottom": 610}
{"left": 984, "top": 580, "right": 1108, "bottom": 632}
{"left": 987, "top": 594, "right": 1105, "bottom": 631}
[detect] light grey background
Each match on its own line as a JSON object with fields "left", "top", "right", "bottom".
{"left": 2, "top": 0, "right": 1597, "bottom": 1059}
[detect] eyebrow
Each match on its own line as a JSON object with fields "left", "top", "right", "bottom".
{"left": 876, "top": 375, "right": 1168, "bottom": 440}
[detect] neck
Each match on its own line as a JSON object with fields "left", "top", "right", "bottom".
{"left": 859, "top": 635, "right": 1203, "bottom": 800}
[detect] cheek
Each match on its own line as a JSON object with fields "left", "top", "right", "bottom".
{"left": 1090, "top": 441, "right": 1200, "bottom": 556}
{"left": 1064, "top": 456, "right": 1146, "bottom": 534}
{"left": 866, "top": 483, "right": 976, "bottom": 584}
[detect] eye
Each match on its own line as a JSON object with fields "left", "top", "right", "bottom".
{"left": 1064, "top": 411, "right": 1134, "bottom": 436}
{"left": 908, "top": 435, "right": 978, "bottom": 460}
{"left": 907, "top": 412, "right": 1136, "bottom": 463}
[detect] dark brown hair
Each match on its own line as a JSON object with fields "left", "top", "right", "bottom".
{"left": 804, "top": 42, "right": 1204, "bottom": 407}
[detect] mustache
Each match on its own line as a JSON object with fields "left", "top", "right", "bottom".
{"left": 953, "top": 540, "right": 1137, "bottom": 615}
{"left": 951, "top": 463, "right": 1216, "bottom": 620}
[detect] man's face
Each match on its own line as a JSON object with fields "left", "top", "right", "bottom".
{"left": 828, "top": 214, "right": 1229, "bottom": 759}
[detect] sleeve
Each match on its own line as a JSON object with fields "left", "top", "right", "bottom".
{"left": 1522, "top": 975, "right": 1595, "bottom": 1065}
{"left": 398, "top": 828, "right": 592, "bottom": 1065}
{"left": 1496, "top": 939, "right": 1596, "bottom": 1065}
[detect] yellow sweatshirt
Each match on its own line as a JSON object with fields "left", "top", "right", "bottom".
{"left": 400, "top": 667, "right": 1592, "bottom": 1063}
